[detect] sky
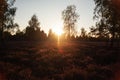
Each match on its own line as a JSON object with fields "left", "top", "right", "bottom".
{"left": 14, "top": 0, "right": 95, "bottom": 35}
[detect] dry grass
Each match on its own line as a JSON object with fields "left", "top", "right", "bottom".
{"left": 0, "top": 41, "right": 119, "bottom": 80}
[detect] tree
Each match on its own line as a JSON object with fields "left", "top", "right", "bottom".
{"left": 93, "top": 0, "right": 120, "bottom": 46}
{"left": 25, "top": 14, "right": 47, "bottom": 41}
{"left": 62, "top": 5, "right": 79, "bottom": 39}
{"left": 6, "top": 23, "right": 19, "bottom": 35}
{"left": 25, "top": 14, "right": 40, "bottom": 40}
{"left": 80, "top": 27, "right": 87, "bottom": 38}
{"left": 89, "top": 21, "right": 109, "bottom": 39}
{"left": 0, "top": 0, "right": 16, "bottom": 44}
{"left": 28, "top": 14, "right": 40, "bottom": 30}
{"left": 48, "top": 29, "right": 57, "bottom": 41}
{"left": 39, "top": 30, "right": 47, "bottom": 41}
{"left": 89, "top": 26, "right": 98, "bottom": 38}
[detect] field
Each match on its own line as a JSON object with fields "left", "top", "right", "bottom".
{"left": 0, "top": 41, "right": 120, "bottom": 80}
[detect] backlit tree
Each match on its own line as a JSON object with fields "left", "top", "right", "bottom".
{"left": 62, "top": 5, "right": 79, "bottom": 39}
{"left": 0, "top": 0, "right": 16, "bottom": 44}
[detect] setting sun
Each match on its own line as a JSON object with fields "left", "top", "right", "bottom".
{"left": 53, "top": 26, "right": 63, "bottom": 36}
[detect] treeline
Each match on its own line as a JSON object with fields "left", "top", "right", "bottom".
{"left": 0, "top": 0, "right": 120, "bottom": 46}
{"left": 0, "top": 22, "right": 112, "bottom": 42}
{"left": 0, "top": 14, "right": 119, "bottom": 43}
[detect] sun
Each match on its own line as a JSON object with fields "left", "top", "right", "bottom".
{"left": 52, "top": 25, "right": 63, "bottom": 45}
{"left": 53, "top": 26, "right": 63, "bottom": 36}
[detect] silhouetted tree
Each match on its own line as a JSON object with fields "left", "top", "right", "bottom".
{"left": 15, "top": 24, "right": 21, "bottom": 34}
{"left": 48, "top": 29, "right": 57, "bottom": 41}
{"left": 29, "top": 15, "right": 40, "bottom": 30}
{"left": 48, "top": 29, "right": 52, "bottom": 38}
{"left": 93, "top": 0, "right": 120, "bottom": 46}
{"left": 89, "top": 26, "right": 97, "bottom": 38}
{"left": 62, "top": 5, "right": 79, "bottom": 39}
{"left": 39, "top": 30, "right": 47, "bottom": 41}
{"left": 25, "top": 14, "right": 47, "bottom": 41}
{"left": 80, "top": 27, "right": 87, "bottom": 38}
{"left": 6, "top": 23, "right": 19, "bottom": 35}
{"left": 25, "top": 14, "right": 40, "bottom": 40}
{"left": 0, "top": 0, "right": 16, "bottom": 45}
{"left": 13, "top": 25, "right": 24, "bottom": 41}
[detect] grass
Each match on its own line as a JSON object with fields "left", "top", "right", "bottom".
{"left": 0, "top": 41, "right": 120, "bottom": 80}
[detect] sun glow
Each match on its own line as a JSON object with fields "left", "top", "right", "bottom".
{"left": 52, "top": 25, "right": 63, "bottom": 45}
{"left": 53, "top": 25, "right": 63, "bottom": 36}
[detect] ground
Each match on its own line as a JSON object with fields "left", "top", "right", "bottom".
{"left": 0, "top": 41, "right": 120, "bottom": 80}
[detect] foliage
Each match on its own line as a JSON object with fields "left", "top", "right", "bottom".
{"left": 0, "top": 0, "right": 16, "bottom": 44}
{"left": 80, "top": 27, "right": 87, "bottom": 38}
{"left": 62, "top": 5, "right": 79, "bottom": 39}
{"left": 25, "top": 14, "right": 47, "bottom": 41}
{"left": 0, "top": 0, "right": 16, "bottom": 30}
{"left": 28, "top": 14, "right": 40, "bottom": 30}
{"left": 93, "top": 0, "right": 120, "bottom": 46}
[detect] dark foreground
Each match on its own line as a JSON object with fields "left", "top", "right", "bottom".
{"left": 0, "top": 41, "right": 120, "bottom": 80}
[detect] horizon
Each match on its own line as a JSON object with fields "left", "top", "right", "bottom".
{"left": 14, "top": 0, "right": 95, "bottom": 35}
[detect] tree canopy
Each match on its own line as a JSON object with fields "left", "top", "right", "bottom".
{"left": 25, "top": 14, "right": 47, "bottom": 41}
{"left": 62, "top": 5, "right": 79, "bottom": 39}
{"left": 0, "top": 0, "right": 16, "bottom": 44}
{"left": 93, "top": 0, "right": 120, "bottom": 46}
